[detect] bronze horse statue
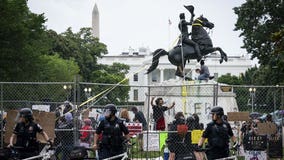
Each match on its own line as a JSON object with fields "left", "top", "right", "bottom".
{"left": 146, "top": 14, "right": 228, "bottom": 77}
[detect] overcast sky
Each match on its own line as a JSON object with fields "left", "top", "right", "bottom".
{"left": 28, "top": 0, "right": 246, "bottom": 56}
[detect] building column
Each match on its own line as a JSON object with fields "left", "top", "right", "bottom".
{"left": 160, "top": 69, "right": 164, "bottom": 82}
{"left": 144, "top": 72, "right": 149, "bottom": 85}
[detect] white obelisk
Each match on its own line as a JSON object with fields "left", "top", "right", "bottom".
{"left": 92, "top": 3, "right": 100, "bottom": 39}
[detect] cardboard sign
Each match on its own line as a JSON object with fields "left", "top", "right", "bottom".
{"left": 227, "top": 112, "right": 250, "bottom": 121}
{"left": 143, "top": 132, "right": 160, "bottom": 151}
{"left": 243, "top": 135, "right": 267, "bottom": 151}
{"left": 268, "top": 136, "right": 283, "bottom": 158}
{"left": 257, "top": 122, "right": 277, "bottom": 135}
{"left": 5, "top": 110, "right": 56, "bottom": 144}
{"left": 32, "top": 105, "right": 50, "bottom": 112}
{"left": 191, "top": 130, "right": 207, "bottom": 144}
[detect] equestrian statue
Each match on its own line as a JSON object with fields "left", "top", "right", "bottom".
{"left": 146, "top": 5, "right": 228, "bottom": 78}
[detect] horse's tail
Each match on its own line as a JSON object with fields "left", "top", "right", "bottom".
{"left": 146, "top": 49, "right": 168, "bottom": 74}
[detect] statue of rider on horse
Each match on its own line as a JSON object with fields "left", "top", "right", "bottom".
{"left": 146, "top": 5, "right": 228, "bottom": 78}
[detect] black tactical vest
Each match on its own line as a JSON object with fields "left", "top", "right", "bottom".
{"left": 208, "top": 122, "right": 230, "bottom": 148}
{"left": 101, "top": 118, "right": 125, "bottom": 148}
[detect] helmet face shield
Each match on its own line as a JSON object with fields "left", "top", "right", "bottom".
{"left": 15, "top": 112, "right": 29, "bottom": 122}
{"left": 15, "top": 113, "right": 21, "bottom": 122}
{"left": 104, "top": 109, "right": 112, "bottom": 117}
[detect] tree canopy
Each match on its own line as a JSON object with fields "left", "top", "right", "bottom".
{"left": 234, "top": 0, "right": 284, "bottom": 85}
{"left": 0, "top": 0, "right": 129, "bottom": 84}
{"left": 0, "top": 0, "right": 47, "bottom": 81}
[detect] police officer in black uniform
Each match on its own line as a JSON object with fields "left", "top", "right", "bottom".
{"left": 197, "top": 106, "right": 237, "bottom": 160}
{"left": 93, "top": 104, "right": 130, "bottom": 160}
{"left": 8, "top": 108, "right": 51, "bottom": 159}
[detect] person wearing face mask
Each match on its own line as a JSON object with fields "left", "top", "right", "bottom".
{"left": 196, "top": 106, "right": 237, "bottom": 160}
{"left": 93, "top": 104, "right": 130, "bottom": 160}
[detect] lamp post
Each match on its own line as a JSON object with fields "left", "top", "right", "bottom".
{"left": 84, "top": 88, "right": 92, "bottom": 98}
{"left": 84, "top": 87, "right": 92, "bottom": 107}
{"left": 63, "top": 85, "right": 72, "bottom": 100}
{"left": 249, "top": 87, "right": 256, "bottom": 112}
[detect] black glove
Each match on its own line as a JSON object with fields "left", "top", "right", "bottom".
{"left": 194, "top": 145, "right": 203, "bottom": 152}
{"left": 47, "top": 139, "right": 53, "bottom": 146}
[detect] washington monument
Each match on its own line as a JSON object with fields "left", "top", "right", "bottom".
{"left": 92, "top": 3, "right": 99, "bottom": 39}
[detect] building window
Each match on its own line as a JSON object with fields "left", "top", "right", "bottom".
{"left": 151, "top": 71, "right": 158, "bottom": 82}
{"left": 133, "top": 89, "right": 138, "bottom": 101}
{"left": 133, "top": 73, "right": 138, "bottom": 81}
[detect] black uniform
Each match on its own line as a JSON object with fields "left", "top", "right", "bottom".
{"left": 13, "top": 122, "right": 43, "bottom": 159}
{"left": 168, "top": 118, "right": 194, "bottom": 160}
{"left": 96, "top": 117, "right": 129, "bottom": 160}
{"left": 202, "top": 120, "right": 233, "bottom": 160}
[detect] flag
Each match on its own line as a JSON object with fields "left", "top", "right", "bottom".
{"left": 168, "top": 19, "right": 172, "bottom": 25}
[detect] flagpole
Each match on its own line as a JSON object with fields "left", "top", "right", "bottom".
{"left": 168, "top": 18, "right": 172, "bottom": 50}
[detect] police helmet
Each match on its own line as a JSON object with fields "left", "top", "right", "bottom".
{"left": 104, "top": 104, "right": 117, "bottom": 115}
{"left": 210, "top": 106, "right": 224, "bottom": 116}
{"left": 19, "top": 108, "right": 33, "bottom": 121}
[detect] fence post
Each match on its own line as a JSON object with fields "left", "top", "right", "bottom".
{"left": 0, "top": 83, "right": 3, "bottom": 148}
{"left": 74, "top": 76, "right": 80, "bottom": 146}
{"left": 146, "top": 86, "right": 151, "bottom": 159}
{"left": 213, "top": 83, "right": 218, "bottom": 106}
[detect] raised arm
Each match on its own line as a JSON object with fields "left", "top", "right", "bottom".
{"left": 150, "top": 97, "right": 155, "bottom": 107}
{"left": 168, "top": 101, "right": 175, "bottom": 109}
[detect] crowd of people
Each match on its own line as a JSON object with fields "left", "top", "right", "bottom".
{"left": 4, "top": 98, "right": 279, "bottom": 160}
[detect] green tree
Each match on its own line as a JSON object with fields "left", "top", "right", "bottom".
{"left": 90, "top": 63, "right": 130, "bottom": 104}
{"left": 234, "top": 0, "right": 284, "bottom": 84}
{"left": 217, "top": 74, "right": 243, "bottom": 85}
{"left": 47, "top": 27, "right": 108, "bottom": 82}
{"left": 38, "top": 54, "right": 80, "bottom": 82}
{"left": 0, "top": 0, "right": 47, "bottom": 81}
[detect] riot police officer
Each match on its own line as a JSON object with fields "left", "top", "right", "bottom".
{"left": 197, "top": 106, "right": 237, "bottom": 160}
{"left": 93, "top": 104, "right": 130, "bottom": 160}
{"left": 8, "top": 108, "right": 51, "bottom": 159}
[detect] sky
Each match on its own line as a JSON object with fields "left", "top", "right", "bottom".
{"left": 27, "top": 0, "right": 247, "bottom": 56}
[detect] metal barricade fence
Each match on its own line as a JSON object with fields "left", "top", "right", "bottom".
{"left": 0, "top": 82, "right": 283, "bottom": 159}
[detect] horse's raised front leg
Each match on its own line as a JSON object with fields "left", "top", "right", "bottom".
{"left": 203, "top": 47, "right": 228, "bottom": 64}
{"left": 215, "top": 47, "right": 228, "bottom": 63}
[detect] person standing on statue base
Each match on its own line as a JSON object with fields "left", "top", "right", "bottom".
{"left": 197, "top": 60, "right": 210, "bottom": 80}
{"left": 151, "top": 97, "right": 175, "bottom": 130}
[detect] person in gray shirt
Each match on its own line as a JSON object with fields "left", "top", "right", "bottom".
{"left": 131, "top": 106, "right": 147, "bottom": 130}
{"left": 198, "top": 60, "right": 210, "bottom": 80}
